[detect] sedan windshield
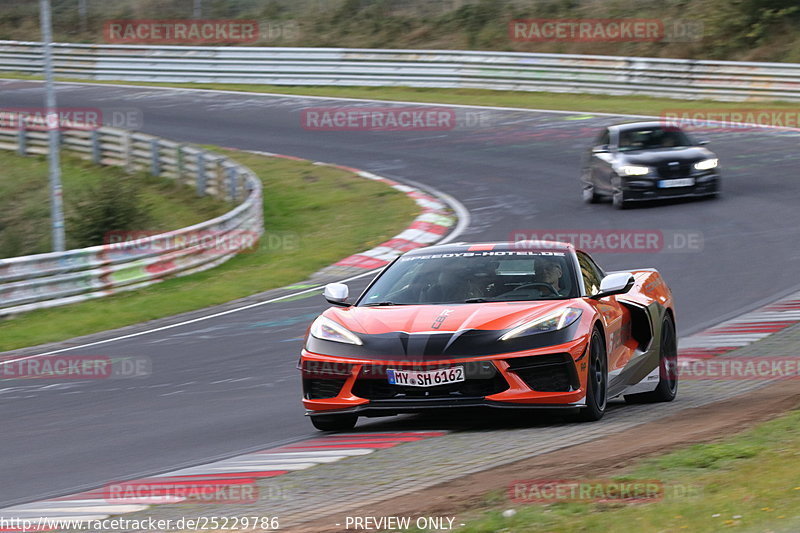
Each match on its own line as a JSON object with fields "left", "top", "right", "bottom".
{"left": 618, "top": 127, "right": 693, "bottom": 152}
{"left": 358, "top": 250, "right": 579, "bottom": 305}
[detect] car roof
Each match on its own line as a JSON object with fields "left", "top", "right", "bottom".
{"left": 404, "top": 241, "right": 576, "bottom": 256}
{"left": 610, "top": 121, "right": 676, "bottom": 132}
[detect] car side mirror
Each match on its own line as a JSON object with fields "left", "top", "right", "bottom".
{"left": 697, "top": 139, "right": 709, "bottom": 146}
{"left": 592, "top": 145, "right": 609, "bottom": 154}
{"left": 323, "top": 283, "right": 350, "bottom": 306}
{"left": 591, "top": 272, "right": 635, "bottom": 299}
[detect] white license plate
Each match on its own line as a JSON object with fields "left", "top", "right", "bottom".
{"left": 386, "top": 366, "right": 465, "bottom": 387}
{"left": 658, "top": 178, "right": 695, "bottom": 188}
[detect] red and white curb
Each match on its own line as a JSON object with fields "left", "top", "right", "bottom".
{"left": 678, "top": 290, "right": 800, "bottom": 363}
{"left": 0, "top": 432, "right": 446, "bottom": 528}
{"left": 317, "top": 164, "right": 455, "bottom": 270}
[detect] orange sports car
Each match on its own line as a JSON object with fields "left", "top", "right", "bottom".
{"left": 299, "top": 241, "right": 677, "bottom": 431}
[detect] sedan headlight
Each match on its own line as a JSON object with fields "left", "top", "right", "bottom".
{"left": 693, "top": 158, "right": 718, "bottom": 171}
{"left": 619, "top": 165, "right": 651, "bottom": 176}
{"left": 310, "top": 316, "right": 363, "bottom": 345}
{"left": 500, "top": 308, "right": 583, "bottom": 341}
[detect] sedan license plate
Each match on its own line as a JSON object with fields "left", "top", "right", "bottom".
{"left": 658, "top": 178, "right": 695, "bottom": 188}
{"left": 387, "top": 366, "right": 465, "bottom": 387}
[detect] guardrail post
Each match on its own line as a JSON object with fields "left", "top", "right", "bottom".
{"left": 123, "top": 131, "right": 132, "bottom": 173}
{"left": 150, "top": 138, "right": 160, "bottom": 176}
{"left": 90, "top": 130, "right": 100, "bottom": 164}
{"left": 227, "top": 166, "right": 238, "bottom": 202}
{"left": 17, "top": 124, "right": 26, "bottom": 156}
{"left": 196, "top": 152, "right": 206, "bottom": 196}
{"left": 176, "top": 145, "right": 184, "bottom": 182}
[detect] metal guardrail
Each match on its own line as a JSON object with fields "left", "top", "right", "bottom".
{"left": 0, "top": 117, "right": 263, "bottom": 317}
{"left": 2, "top": 41, "right": 800, "bottom": 101}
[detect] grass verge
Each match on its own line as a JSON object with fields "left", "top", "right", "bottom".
{"left": 448, "top": 408, "right": 800, "bottom": 532}
{"left": 0, "top": 149, "right": 418, "bottom": 351}
{"left": 0, "top": 150, "right": 228, "bottom": 257}
{"left": 5, "top": 74, "right": 800, "bottom": 116}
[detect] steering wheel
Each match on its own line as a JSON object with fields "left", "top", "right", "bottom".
{"left": 511, "top": 282, "right": 559, "bottom": 296}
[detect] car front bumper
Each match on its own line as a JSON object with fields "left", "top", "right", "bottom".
{"left": 622, "top": 173, "right": 719, "bottom": 201}
{"left": 299, "top": 336, "right": 591, "bottom": 416}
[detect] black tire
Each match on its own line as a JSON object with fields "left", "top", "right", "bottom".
{"left": 578, "top": 328, "right": 608, "bottom": 421}
{"left": 625, "top": 314, "right": 678, "bottom": 404}
{"left": 612, "top": 187, "right": 629, "bottom": 209}
{"left": 581, "top": 170, "right": 601, "bottom": 204}
{"left": 310, "top": 413, "right": 358, "bottom": 431}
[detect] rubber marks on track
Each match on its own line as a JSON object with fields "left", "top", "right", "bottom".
{"left": 0, "top": 432, "right": 446, "bottom": 528}
{"left": 678, "top": 291, "right": 800, "bottom": 362}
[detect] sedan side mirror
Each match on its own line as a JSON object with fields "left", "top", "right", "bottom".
{"left": 323, "top": 283, "right": 350, "bottom": 306}
{"left": 592, "top": 145, "right": 609, "bottom": 154}
{"left": 591, "top": 272, "right": 635, "bottom": 299}
{"left": 697, "top": 139, "right": 710, "bottom": 146}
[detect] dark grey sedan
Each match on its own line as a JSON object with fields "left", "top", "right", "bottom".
{"left": 581, "top": 121, "right": 720, "bottom": 209}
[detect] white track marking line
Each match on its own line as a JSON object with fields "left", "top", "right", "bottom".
{"left": 162, "top": 463, "right": 319, "bottom": 474}
{"left": 0, "top": 511, "right": 112, "bottom": 518}
{"left": 1, "top": 503, "right": 148, "bottom": 513}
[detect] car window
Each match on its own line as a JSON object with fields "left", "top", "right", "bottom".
{"left": 358, "top": 251, "right": 579, "bottom": 305}
{"left": 576, "top": 251, "right": 604, "bottom": 296}
{"left": 618, "top": 127, "right": 692, "bottom": 151}
{"left": 594, "top": 129, "right": 609, "bottom": 147}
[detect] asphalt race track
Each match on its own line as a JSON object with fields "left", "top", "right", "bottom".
{"left": 1, "top": 79, "right": 799, "bottom": 508}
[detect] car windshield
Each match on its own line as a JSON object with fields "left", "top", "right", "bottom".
{"left": 358, "top": 250, "right": 579, "bottom": 305}
{"left": 617, "top": 127, "right": 693, "bottom": 152}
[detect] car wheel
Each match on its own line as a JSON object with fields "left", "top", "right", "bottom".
{"left": 624, "top": 314, "right": 678, "bottom": 404}
{"left": 582, "top": 183, "right": 601, "bottom": 204}
{"left": 310, "top": 413, "right": 358, "bottom": 431}
{"left": 611, "top": 176, "right": 629, "bottom": 210}
{"left": 612, "top": 188, "right": 629, "bottom": 209}
{"left": 581, "top": 170, "right": 600, "bottom": 204}
{"left": 578, "top": 328, "right": 607, "bottom": 421}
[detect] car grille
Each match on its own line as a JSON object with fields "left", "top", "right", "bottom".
{"left": 655, "top": 161, "right": 692, "bottom": 179}
{"left": 506, "top": 353, "right": 578, "bottom": 392}
{"left": 304, "top": 378, "right": 348, "bottom": 400}
{"left": 351, "top": 361, "right": 509, "bottom": 400}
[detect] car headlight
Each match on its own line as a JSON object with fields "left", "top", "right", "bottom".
{"left": 310, "top": 316, "right": 363, "bottom": 345}
{"left": 500, "top": 308, "right": 583, "bottom": 341}
{"left": 619, "top": 165, "right": 651, "bottom": 176}
{"left": 693, "top": 158, "right": 718, "bottom": 171}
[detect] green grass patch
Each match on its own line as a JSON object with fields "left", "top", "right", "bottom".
{"left": 0, "top": 150, "right": 228, "bottom": 258}
{"left": 0, "top": 149, "right": 418, "bottom": 351}
{"left": 447, "top": 408, "right": 800, "bottom": 532}
{"left": 5, "top": 73, "right": 800, "bottom": 117}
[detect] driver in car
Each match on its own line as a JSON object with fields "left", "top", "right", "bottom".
{"left": 533, "top": 258, "right": 567, "bottom": 296}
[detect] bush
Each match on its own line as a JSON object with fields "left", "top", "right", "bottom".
{"left": 67, "top": 174, "right": 151, "bottom": 248}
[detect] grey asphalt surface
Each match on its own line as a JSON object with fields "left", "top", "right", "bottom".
{"left": 1, "top": 80, "right": 799, "bottom": 508}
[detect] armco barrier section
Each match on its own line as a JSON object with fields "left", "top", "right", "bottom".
{"left": 1, "top": 41, "right": 800, "bottom": 101}
{"left": 0, "top": 117, "right": 263, "bottom": 316}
